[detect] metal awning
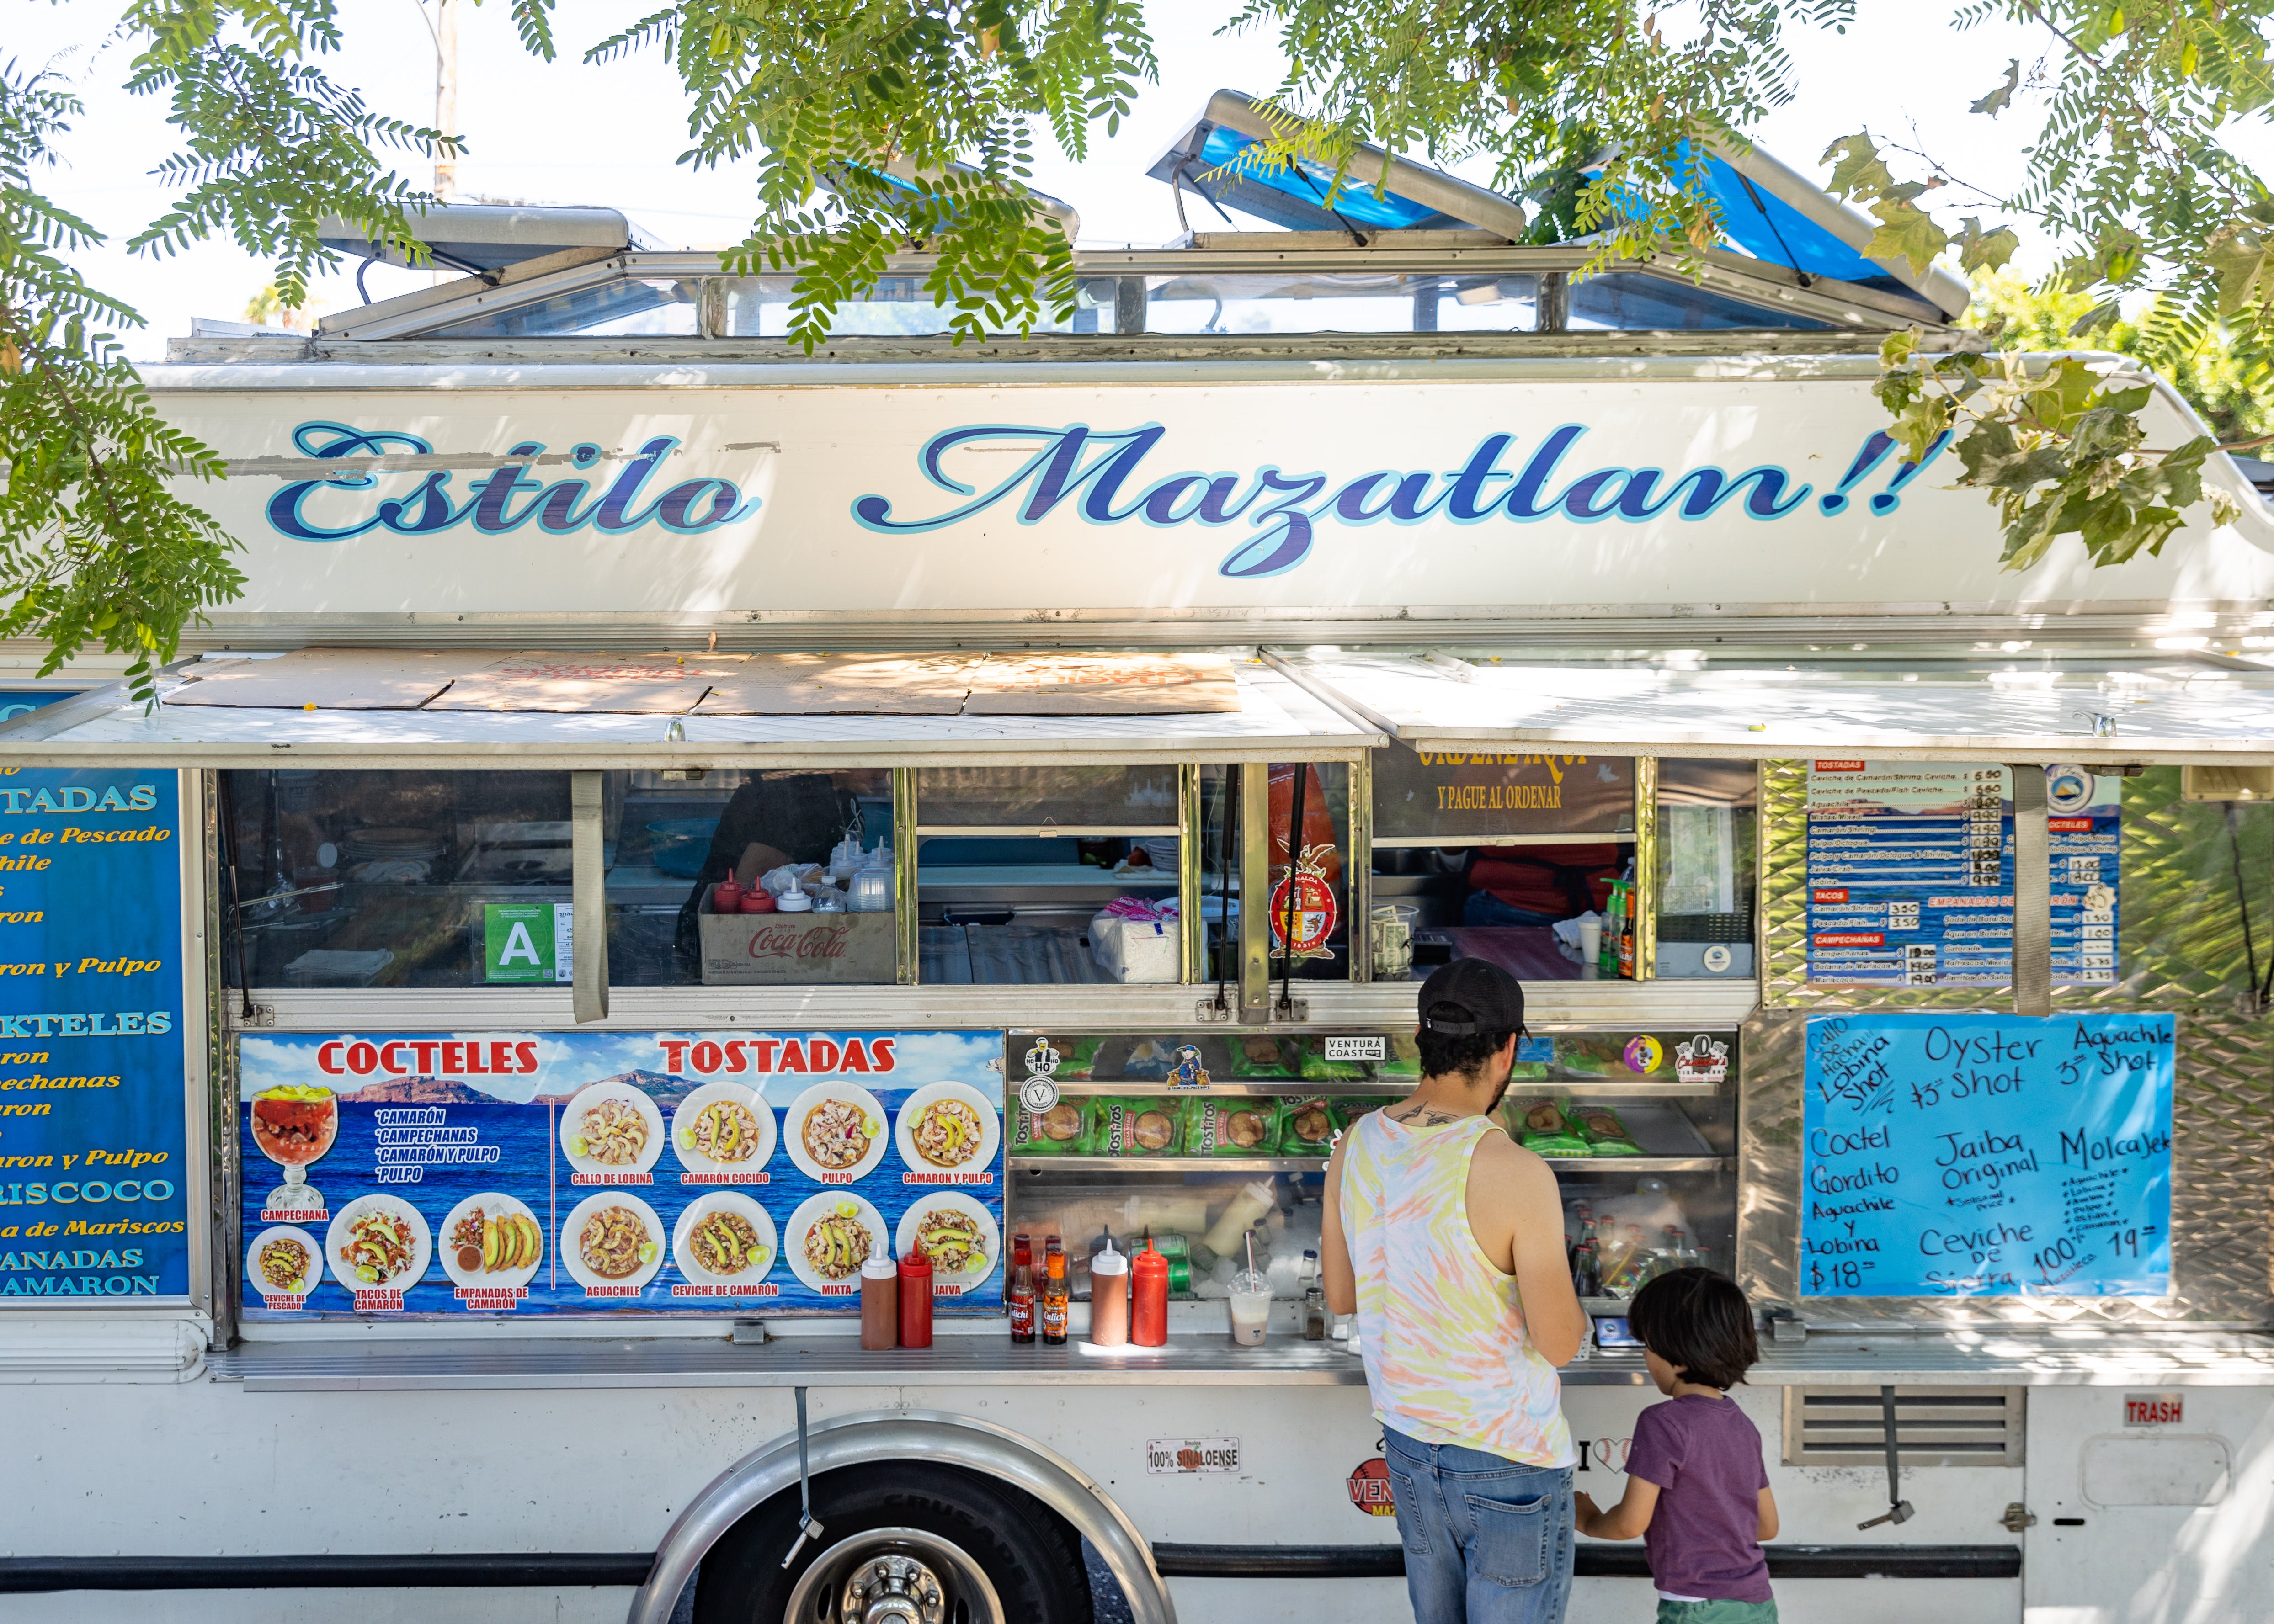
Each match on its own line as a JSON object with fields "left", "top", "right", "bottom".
{"left": 0, "top": 656, "right": 1381, "bottom": 768}
{"left": 1271, "top": 649, "right": 2274, "bottom": 764}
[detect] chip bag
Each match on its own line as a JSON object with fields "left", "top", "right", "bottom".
{"left": 1098, "top": 1097, "right": 1181, "bottom": 1157}
{"left": 1227, "top": 1034, "right": 1292, "bottom": 1077}
{"left": 1299, "top": 1042, "right": 1370, "bottom": 1081}
{"left": 1181, "top": 1097, "right": 1280, "bottom": 1156}
{"left": 1279, "top": 1095, "right": 1348, "bottom": 1155}
{"left": 1507, "top": 1098, "right": 1589, "bottom": 1157}
{"left": 1378, "top": 1035, "right": 1422, "bottom": 1081}
{"left": 1009, "top": 1100, "right": 1088, "bottom": 1156}
{"left": 1572, "top": 1104, "right": 1645, "bottom": 1157}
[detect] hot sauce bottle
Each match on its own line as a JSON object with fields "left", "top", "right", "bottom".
{"left": 1007, "top": 1234, "right": 1035, "bottom": 1344}
{"left": 898, "top": 1242, "right": 934, "bottom": 1350}
{"left": 1131, "top": 1237, "right": 1169, "bottom": 1347}
{"left": 1041, "top": 1237, "right": 1069, "bottom": 1346}
{"left": 859, "top": 1237, "right": 897, "bottom": 1350}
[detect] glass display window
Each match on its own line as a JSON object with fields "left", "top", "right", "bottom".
{"left": 606, "top": 768, "right": 895, "bottom": 987}
{"left": 1655, "top": 759, "right": 1759, "bottom": 981}
{"left": 1266, "top": 761, "right": 1353, "bottom": 982}
{"left": 913, "top": 768, "right": 1187, "bottom": 987}
{"left": 1367, "top": 749, "right": 1638, "bottom": 983}
{"left": 1001, "top": 1028, "right": 1737, "bottom": 1315}
{"left": 222, "top": 768, "right": 573, "bottom": 989}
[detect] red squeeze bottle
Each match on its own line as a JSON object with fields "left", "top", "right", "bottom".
{"left": 739, "top": 886, "right": 777, "bottom": 914}
{"left": 1131, "top": 1239, "right": 1169, "bottom": 1347}
{"left": 713, "top": 875, "right": 744, "bottom": 914}
{"left": 898, "top": 1243, "right": 934, "bottom": 1349}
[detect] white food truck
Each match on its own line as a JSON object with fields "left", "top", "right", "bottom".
{"left": 2, "top": 91, "right": 2272, "bottom": 1624}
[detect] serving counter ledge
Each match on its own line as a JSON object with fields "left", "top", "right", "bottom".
{"left": 207, "top": 1327, "right": 2274, "bottom": 1392}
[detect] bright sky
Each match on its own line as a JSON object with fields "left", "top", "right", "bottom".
{"left": 0, "top": 0, "right": 2215, "bottom": 360}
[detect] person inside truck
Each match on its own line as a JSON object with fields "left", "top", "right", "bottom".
{"left": 673, "top": 771, "right": 863, "bottom": 959}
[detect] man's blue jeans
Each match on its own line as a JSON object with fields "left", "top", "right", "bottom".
{"left": 1385, "top": 1426, "right": 1576, "bottom": 1624}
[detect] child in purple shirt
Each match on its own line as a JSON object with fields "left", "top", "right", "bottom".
{"left": 1574, "top": 1268, "right": 1780, "bottom": 1624}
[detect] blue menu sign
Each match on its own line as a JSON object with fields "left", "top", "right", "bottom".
{"left": 1802, "top": 1012, "right": 2174, "bottom": 1298}
{"left": 0, "top": 768, "right": 190, "bottom": 1301}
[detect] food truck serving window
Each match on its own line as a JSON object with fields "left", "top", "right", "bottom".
{"left": 609, "top": 768, "right": 895, "bottom": 988}
{"left": 223, "top": 768, "right": 904, "bottom": 991}
{"left": 1368, "top": 749, "right": 1636, "bottom": 984}
{"left": 224, "top": 770, "right": 575, "bottom": 989}
{"left": 914, "top": 767, "right": 1185, "bottom": 986}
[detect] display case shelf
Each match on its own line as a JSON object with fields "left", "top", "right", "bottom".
{"left": 1031, "top": 1079, "right": 1724, "bottom": 1099}
{"left": 1009, "top": 1155, "right": 1331, "bottom": 1173}
{"left": 1541, "top": 1155, "right": 1731, "bottom": 1174}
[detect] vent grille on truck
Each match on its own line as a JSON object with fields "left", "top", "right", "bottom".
{"left": 1782, "top": 1386, "right": 2024, "bottom": 1468}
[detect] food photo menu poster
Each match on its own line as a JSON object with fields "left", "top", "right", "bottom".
{"left": 238, "top": 1029, "right": 1005, "bottom": 1319}
{"left": 0, "top": 768, "right": 190, "bottom": 1303}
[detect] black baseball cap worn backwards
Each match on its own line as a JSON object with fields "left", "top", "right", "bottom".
{"left": 1417, "top": 958, "right": 1526, "bottom": 1035}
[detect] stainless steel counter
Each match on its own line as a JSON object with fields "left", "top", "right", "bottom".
{"left": 209, "top": 1328, "right": 2274, "bottom": 1392}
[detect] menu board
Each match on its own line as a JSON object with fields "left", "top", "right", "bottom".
{"left": 1801, "top": 1012, "right": 2174, "bottom": 1297}
{"left": 1806, "top": 761, "right": 2120, "bottom": 986}
{"left": 1372, "top": 749, "right": 1632, "bottom": 842}
{"left": 0, "top": 768, "right": 190, "bottom": 1303}
{"left": 238, "top": 1029, "right": 1004, "bottom": 1318}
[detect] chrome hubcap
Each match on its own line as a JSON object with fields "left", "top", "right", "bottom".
{"left": 841, "top": 1551, "right": 944, "bottom": 1624}
{"left": 780, "top": 1525, "right": 1002, "bottom": 1624}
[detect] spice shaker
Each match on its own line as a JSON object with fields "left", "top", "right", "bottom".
{"left": 1130, "top": 1238, "right": 1168, "bottom": 1347}
{"left": 858, "top": 1237, "right": 897, "bottom": 1350}
{"left": 897, "top": 1242, "right": 933, "bottom": 1349}
{"left": 1087, "top": 1238, "right": 1129, "bottom": 1348}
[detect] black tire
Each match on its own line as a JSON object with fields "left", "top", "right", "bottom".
{"left": 693, "top": 1460, "right": 1094, "bottom": 1624}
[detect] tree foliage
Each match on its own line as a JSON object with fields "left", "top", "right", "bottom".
{"left": 0, "top": 61, "right": 242, "bottom": 701}
{"left": 8, "top": 2, "right": 2274, "bottom": 689}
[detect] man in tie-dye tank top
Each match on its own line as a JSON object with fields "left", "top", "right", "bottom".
{"left": 1323, "top": 959, "right": 1587, "bottom": 1624}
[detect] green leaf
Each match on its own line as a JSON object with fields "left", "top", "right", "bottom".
{"left": 1970, "top": 59, "right": 2019, "bottom": 117}
{"left": 1956, "top": 217, "right": 2021, "bottom": 274}
{"left": 1866, "top": 199, "right": 1951, "bottom": 276}
{"left": 1821, "top": 132, "right": 1893, "bottom": 202}
{"left": 2206, "top": 223, "right": 2274, "bottom": 316}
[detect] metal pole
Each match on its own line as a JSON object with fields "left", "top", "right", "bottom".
{"left": 1238, "top": 763, "right": 1271, "bottom": 1024}
{"left": 570, "top": 770, "right": 609, "bottom": 1023}
{"left": 434, "top": 0, "right": 458, "bottom": 202}
{"left": 2010, "top": 764, "right": 2051, "bottom": 1017}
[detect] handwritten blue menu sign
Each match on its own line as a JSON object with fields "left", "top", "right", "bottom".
{"left": 1802, "top": 1012, "right": 2174, "bottom": 1298}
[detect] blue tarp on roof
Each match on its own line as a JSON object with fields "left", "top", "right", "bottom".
{"left": 1195, "top": 127, "right": 1452, "bottom": 232}
{"left": 1694, "top": 154, "right": 1887, "bottom": 284}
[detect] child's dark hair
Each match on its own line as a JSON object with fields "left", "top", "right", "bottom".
{"left": 1626, "top": 1268, "right": 1759, "bottom": 1390}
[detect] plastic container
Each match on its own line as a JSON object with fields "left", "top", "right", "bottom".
{"left": 1201, "top": 1181, "right": 1276, "bottom": 1258}
{"left": 777, "top": 873, "right": 814, "bottom": 914}
{"left": 713, "top": 875, "right": 745, "bottom": 915}
{"left": 897, "top": 1243, "right": 933, "bottom": 1348}
{"left": 848, "top": 867, "right": 894, "bottom": 913}
{"left": 1131, "top": 1239, "right": 1169, "bottom": 1346}
{"left": 738, "top": 887, "right": 777, "bottom": 914}
{"left": 1087, "top": 1240, "right": 1129, "bottom": 1348}
{"left": 859, "top": 1238, "right": 897, "bottom": 1350}
{"left": 1228, "top": 1269, "right": 1271, "bottom": 1347}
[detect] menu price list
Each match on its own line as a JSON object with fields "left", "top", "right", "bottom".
{"left": 238, "top": 1029, "right": 1006, "bottom": 1319}
{"left": 1800, "top": 1012, "right": 2173, "bottom": 1297}
{"left": 0, "top": 770, "right": 190, "bottom": 1305}
{"left": 1805, "top": 762, "right": 2121, "bottom": 987}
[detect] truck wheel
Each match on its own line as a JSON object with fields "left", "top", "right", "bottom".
{"left": 694, "top": 1461, "right": 1094, "bottom": 1624}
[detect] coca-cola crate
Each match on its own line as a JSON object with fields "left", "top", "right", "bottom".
{"left": 697, "top": 893, "right": 897, "bottom": 984}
